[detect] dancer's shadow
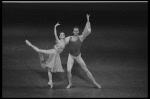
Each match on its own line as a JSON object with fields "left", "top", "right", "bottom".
{"left": 27, "top": 63, "right": 92, "bottom": 84}
{"left": 26, "top": 65, "right": 64, "bottom": 82}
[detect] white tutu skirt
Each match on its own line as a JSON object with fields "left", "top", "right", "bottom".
{"left": 39, "top": 49, "right": 64, "bottom": 72}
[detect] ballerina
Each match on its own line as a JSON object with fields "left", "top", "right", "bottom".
{"left": 25, "top": 22, "right": 66, "bottom": 89}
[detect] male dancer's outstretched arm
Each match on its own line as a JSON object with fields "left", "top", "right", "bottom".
{"left": 65, "top": 36, "right": 71, "bottom": 45}
{"left": 65, "top": 14, "right": 91, "bottom": 44}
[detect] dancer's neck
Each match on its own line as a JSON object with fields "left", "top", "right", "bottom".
{"left": 60, "top": 38, "right": 65, "bottom": 43}
{"left": 73, "top": 35, "right": 78, "bottom": 38}
{"left": 60, "top": 38, "right": 64, "bottom": 41}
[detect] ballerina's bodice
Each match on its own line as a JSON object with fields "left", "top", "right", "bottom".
{"left": 54, "top": 41, "right": 65, "bottom": 53}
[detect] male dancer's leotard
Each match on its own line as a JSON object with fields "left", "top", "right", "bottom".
{"left": 69, "top": 36, "right": 82, "bottom": 56}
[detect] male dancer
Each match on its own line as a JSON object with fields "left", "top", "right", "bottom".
{"left": 65, "top": 14, "right": 101, "bottom": 89}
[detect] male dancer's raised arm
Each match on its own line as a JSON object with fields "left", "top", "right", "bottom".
{"left": 80, "top": 14, "right": 91, "bottom": 41}
{"left": 65, "top": 14, "right": 91, "bottom": 44}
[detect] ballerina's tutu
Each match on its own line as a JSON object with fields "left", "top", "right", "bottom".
{"left": 39, "top": 48, "right": 64, "bottom": 72}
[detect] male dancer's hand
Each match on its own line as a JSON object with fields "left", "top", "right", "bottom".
{"left": 86, "top": 14, "right": 91, "bottom": 32}
{"left": 55, "top": 22, "right": 60, "bottom": 27}
{"left": 86, "top": 14, "right": 90, "bottom": 22}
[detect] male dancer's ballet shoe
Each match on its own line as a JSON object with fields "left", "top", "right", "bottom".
{"left": 66, "top": 84, "right": 72, "bottom": 89}
{"left": 48, "top": 81, "right": 53, "bottom": 89}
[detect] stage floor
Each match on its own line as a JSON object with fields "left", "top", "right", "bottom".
{"left": 2, "top": 55, "right": 147, "bottom": 98}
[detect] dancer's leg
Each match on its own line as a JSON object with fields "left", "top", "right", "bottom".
{"left": 66, "top": 54, "right": 74, "bottom": 89}
{"left": 76, "top": 55, "right": 101, "bottom": 88}
{"left": 30, "top": 44, "right": 39, "bottom": 52}
{"left": 25, "top": 40, "right": 39, "bottom": 52}
{"left": 48, "top": 68, "right": 53, "bottom": 89}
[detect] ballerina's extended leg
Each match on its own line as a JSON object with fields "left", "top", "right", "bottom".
{"left": 25, "top": 40, "right": 39, "bottom": 52}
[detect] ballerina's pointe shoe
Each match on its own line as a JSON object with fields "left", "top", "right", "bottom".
{"left": 25, "top": 40, "right": 31, "bottom": 46}
{"left": 66, "top": 84, "right": 72, "bottom": 89}
{"left": 95, "top": 83, "right": 102, "bottom": 89}
{"left": 48, "top": 81, "right": 53, "bottom": 89}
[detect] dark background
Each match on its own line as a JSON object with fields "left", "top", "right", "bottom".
{"left": 2, "top": 2, "right": 148, "bottom": 98}
{"left": 2, "top": 3, "right": 148, "bottom": 26}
